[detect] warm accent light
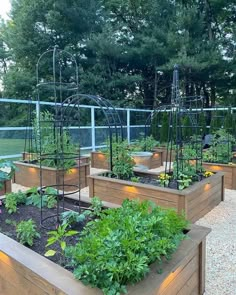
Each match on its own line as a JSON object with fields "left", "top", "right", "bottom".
{"left": 0, "top": 251, "right": 12, "bottom": 265}
{"left": 204, "top": 183, "right": 211, "bottom": 191}
{"left": 158, "top": 267, "right": 180, "bottom": 291}
{"left": 98, "top": 154, "right": 106, "bottom": 159}
{"left": 153, "top": 153, "right": 159, "bottom": 158}
{"left": 209, "top": 165, "right": 222, "bottom": 171}
{"left": 29, "top": 167, "right": 37, "bottom": 174}
{"left": 123, "top": 185, "right": 138, "bottom": 193}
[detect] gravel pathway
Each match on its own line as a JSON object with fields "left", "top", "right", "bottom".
{"left": 196, "top": 189, "right": 236, "bottom": 295}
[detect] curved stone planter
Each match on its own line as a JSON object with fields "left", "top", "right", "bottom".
{"left": 130, "top": 151, "right": 153, "bottom": 169}
{"left": 203, "top": 162, "right": 236, "bottom": 190}
{"left": 88, "top": 171, "right": 224, "bottom": 222}
{"left": 0, "top": 224, "right": 210, "bottom": 295}
{"left": 91, "top": 151, "right": 163, "bottom": 170}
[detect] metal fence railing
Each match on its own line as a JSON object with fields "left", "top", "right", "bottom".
{"left": 0, "top": 98, "right": 152, "bottom": 159}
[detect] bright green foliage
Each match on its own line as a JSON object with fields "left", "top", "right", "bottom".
{"left": 65, "top": 199, "right": 188, "bottom": 294}
{"left": 0, "top": 160, "right": 17, "bottom": 190}
{"left": 203, "top": 129, "right": 236, "bottom": 164}
{"left": 4, "top": 193, "right": 18, "bottom": 214}
{"left": 157, "top": 173, "right": 171, "bottom": 187}
{"left": 131, "top": 135, "right": 159, "bottom": 152}
{"left": 90, "top": 196, "right": 103, "bottom": 217}
{"left": 16, "top": 219, "right": 40, "bottom": 246}
{"left": 177, "top": 173, "right": 192, "bottom": 190}
{"left": 108, "top": 139, "right": 135, "bottom": 180}
{"left": 60, "top": 210, "right": 89, "bottom": 227}
{"left": 45, "top": 224, "right": 78, "bottom": 264}
{"left": 4, "top": 191, "right": 27, "bottom": 214}
{"left": 25, "top": 186, "right": 57, "bottom": 209}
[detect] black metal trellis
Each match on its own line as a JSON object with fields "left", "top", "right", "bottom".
{"left": 145, "top": 65, "right": 204, "bottom": 189}
{"left": 34, "top": 46, "right": 123, "bottom": 229}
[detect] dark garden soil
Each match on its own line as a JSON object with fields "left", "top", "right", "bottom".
{"left": 104, "top": 172, "right": 204, "bottom": 190}
{"left": 0, "top": 198, "right": 92, "bottom": 268}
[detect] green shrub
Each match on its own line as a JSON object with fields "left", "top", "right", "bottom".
{"left": 65, "top": 199, "right": 188, "bottom": 295}
{"left": 16, "top": 219, "right": 40, "bottom": 246}
{"left": 4, "top": 191, "right": 27, "bottom": 214}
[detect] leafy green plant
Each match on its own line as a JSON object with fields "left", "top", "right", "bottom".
{"left": 203, "top": 129, "right": 236, "bottom": 164}
{"left": 16, "top": 219, "right": 40, "bottom": 246}
{"left": 177, "top": 173, "right": 192, "bottom": 190}
{"left": 65, "top": 199, "right": 188, "bottom": 295}
{"left": 131, "top": 135, "right": 159, "bottom": 152}
{"left": 25, "top": 186, "right": 57, "bottom": 208}
{"left": 60, "top": 197, "right": 103, "bottom": 226}
{"left": 90, "top": 196, "right": 103, "bottom": 217}
{"left": 4, "top": 191, "right": 27, "bottom": 214}
{"left": 107, "top": 138, "right": 135, "bottom": 180}
{"left": 158, "top": 173, "right": 171, "bottom": 187}
{"left": 45, "top": 224, "right": 78, "bottom": 264}
{"left": 0, "top": 160, "right": 17, "bottom": 190}
{"left": 60, "top": 210, "right": 90, "bottom": 226}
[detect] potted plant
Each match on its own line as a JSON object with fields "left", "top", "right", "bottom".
{"left": 0, "top": 198, "right": 211, "bottom": 295}
{"left": 88, "top": 143, "right": 224, "bottom": 222}
{"left": 202, "top": 128, "right": 236, "bottom": 190}
{"left": 14, "top": 111, "right": 90, "bottom": 190}
{"left": 0, "top": 160, "right": 17, "bottom": 196}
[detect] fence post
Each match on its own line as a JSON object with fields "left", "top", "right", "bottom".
{"left": 91, "top": 107, "right": 96, "bottom": 151}
{"left": 127, "top": 109, "right": 130, "bottom": 144}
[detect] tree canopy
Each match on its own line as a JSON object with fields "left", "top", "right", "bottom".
{"left": 0, "top": 0, "right": 235, "bottom": 108}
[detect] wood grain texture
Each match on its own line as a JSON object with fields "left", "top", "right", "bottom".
{"left": 14, "top": 161, "right": 90, "bottom": 191}
{"left": 203, "top": 162, "right": 236, "bottom": 190}
{"left": 0, "top": 180, "right": 11, "bottom": 196}
{"left": 0, "top": 225, "right": 210, "bottom": 295}
{"left": 88, "top": 172, "right": 224, "bottom": 222}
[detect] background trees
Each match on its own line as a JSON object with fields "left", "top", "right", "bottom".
{"left": 0, "top": 0, "right": 235, "bottom": 109}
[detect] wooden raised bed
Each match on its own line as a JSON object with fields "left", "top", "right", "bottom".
{"left": 203, "top": 162, "right": 236, "bottom": 190}
{"left": 0, "top": 180, "right": 11, "bottom": 196}
{"left": 153, "top": 147, "right": 176, "bottom": 165}
{"left": 13, "top": 160, "right": 90, "bottom": 191}
{"left": 0, "top": 224, "right": 210, "bottom": 295}
{"left": 88, "top": 171, "right": 224, "bottom": 223}
{"left": 91, "top": 151, "right": 163, "bottom": 170}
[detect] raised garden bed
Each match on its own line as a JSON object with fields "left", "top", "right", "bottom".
{"left": 0, "top": 180, "right": 11, "bottom": 196}
{"left": 88, "top": 171, "right": 224, "bottom": 222}
{"left": 0, "top": 223, "right": 210, "bottom": 295}
{"left": 91, "top": 151, "right": 163, "bottom": 170}
{"left": 203, "top": 162, "right": 236, "bottom": 190}
{"left": 13, "top": 160, "right": 90, "bottom": 191}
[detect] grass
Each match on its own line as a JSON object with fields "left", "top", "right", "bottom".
{"left": 0, "top": 139, "right": 25, "bottom": 156}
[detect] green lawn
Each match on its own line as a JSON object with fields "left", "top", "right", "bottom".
{"left": 0, "top": 139, "right": 25, "bottom": 156}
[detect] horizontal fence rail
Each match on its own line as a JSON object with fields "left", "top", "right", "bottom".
{"left": 0, "top": 98, "right": 235, "bottom": 159}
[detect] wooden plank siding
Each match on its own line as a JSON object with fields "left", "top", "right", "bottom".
{"left": 203, "top": 162, "right": 236, "bottom": 190}
{"left": 13, "top": 161, "right": 90, "bottom": 191}
{"left": 88, "top": 172, "right": 224, "bottom": 223}
{"left": 0, "top": 180, "right": 11, "bottom": 196}
{"left": 0, "top": 224, "right": 210, "bottom": 295}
